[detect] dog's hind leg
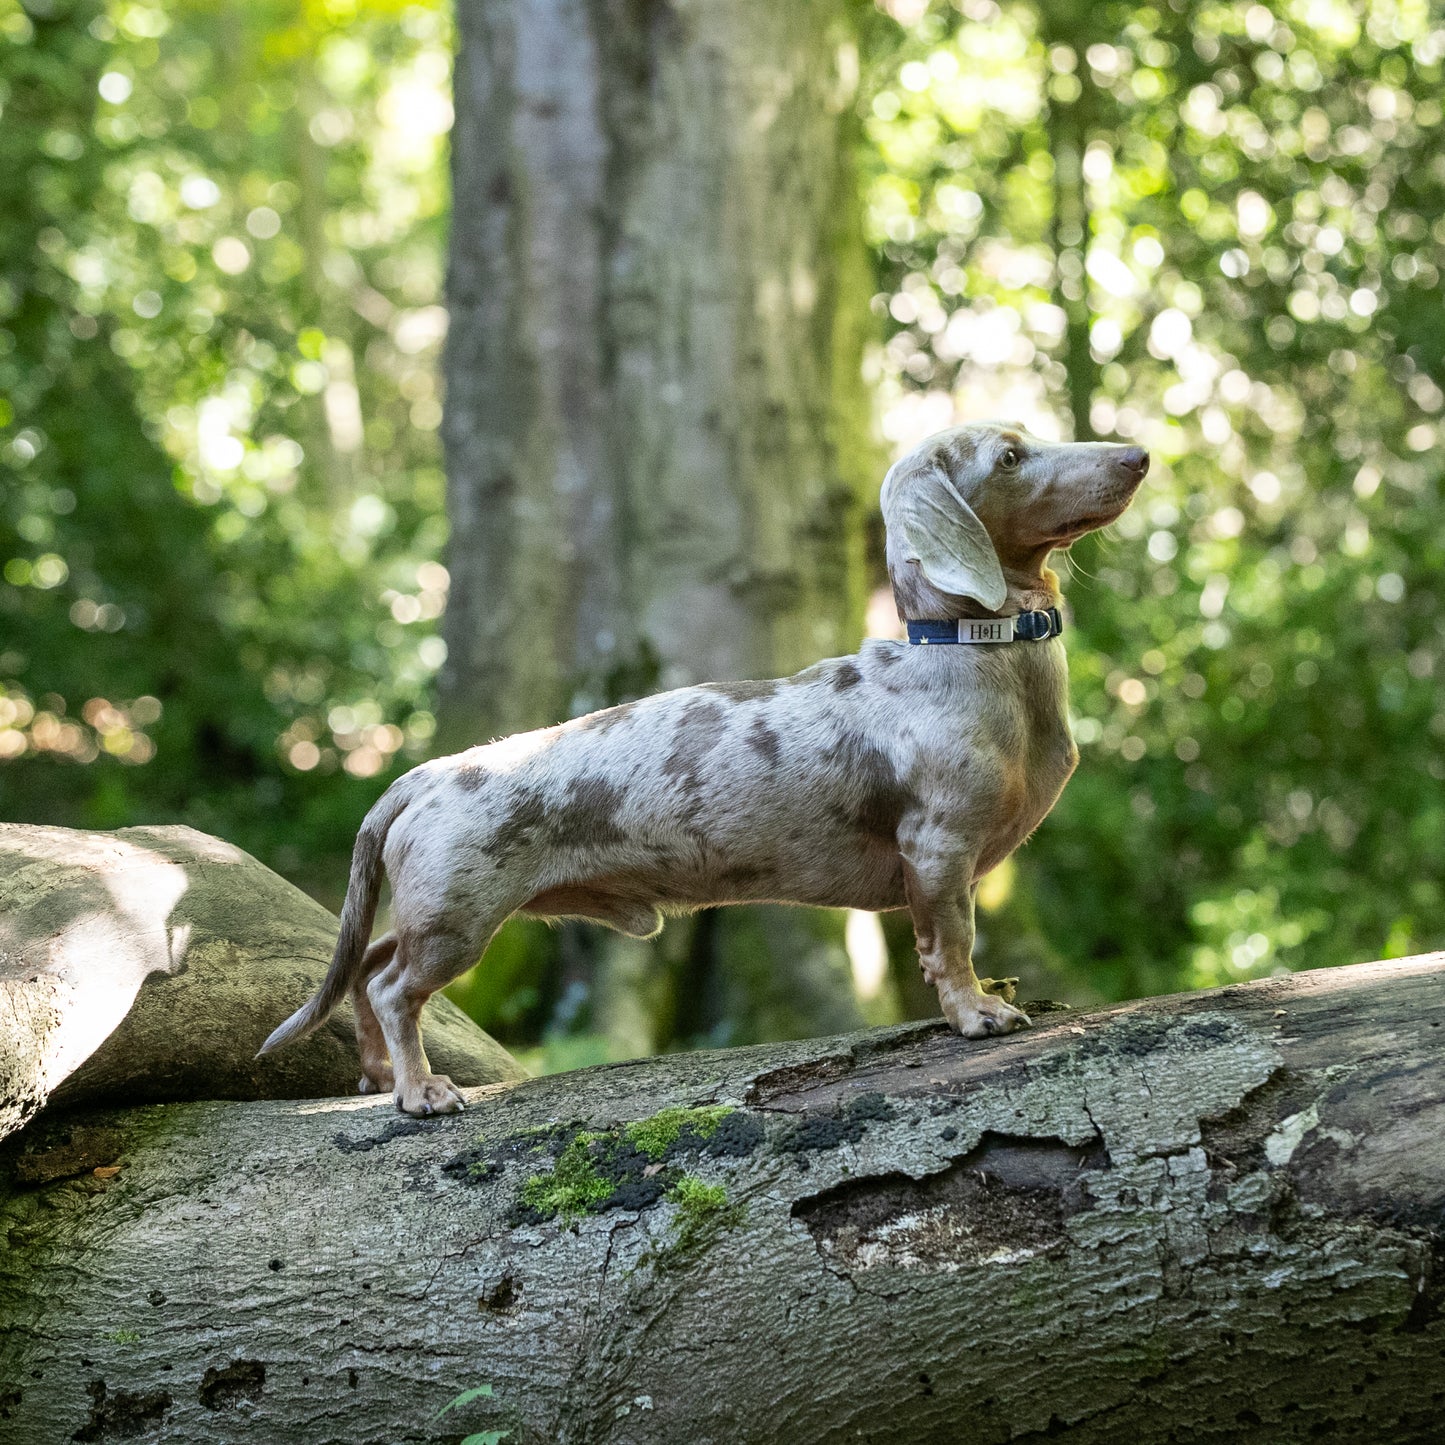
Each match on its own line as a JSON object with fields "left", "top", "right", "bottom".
{"left": 352, "top": 934, "right": 398, "bottom": 1095}
{"left": 367, "top": 919, "right": 501, "bottom": 1116}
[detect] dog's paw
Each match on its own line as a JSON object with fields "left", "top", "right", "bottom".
{"left": 394, "top": 1074, "right": 466, "bottom": 1117}
{"left": 941, "top": 987, "right": 1032, "bottom": 1040}
{"left": 357, "top": 1068, "right": 394, "bottom": 1096}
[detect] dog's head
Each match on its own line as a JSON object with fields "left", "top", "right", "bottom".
{"left": 880, "top": 420, "right": 1149, "bottom": 615}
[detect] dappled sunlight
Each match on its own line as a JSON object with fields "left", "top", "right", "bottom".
{"left": 1, "top": 0, "right": 456, "bottom": 802}
{"left": 0, "top": 826, "right": 193, "bottom": 1086}
{"left": 2, "top": 0, "right": 1443, "bottom": 1048}
{"left": 294, "top": 1094, "right": 391, "bottom": 1116}
{"left": 861, "top": 0, "right": 1445, "bottom": 999}
{"left": 846, "top": 909, "right": 890, "bottom": 1001}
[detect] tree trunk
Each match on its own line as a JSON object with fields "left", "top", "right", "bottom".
{"left": 0, "top": 824, "right": 524, "bottom": 1143}
{"left": 441, "top": 0, "right": 873, "bottom": 744}
{"left": 439, "top": 0, "right": 878, "bottom": 1054}
{"left": 4, "top": 955, "right": 1442, "bottom": 1444}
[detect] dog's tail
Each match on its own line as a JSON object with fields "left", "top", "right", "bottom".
{"left": 257, "top": 782, "right": 413, "bottom": 1057}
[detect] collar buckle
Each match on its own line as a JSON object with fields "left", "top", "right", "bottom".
{"left": 1013, "top": 608, "right": 1063, "bottom": 642}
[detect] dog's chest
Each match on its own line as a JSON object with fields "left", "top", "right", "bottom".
{"left": 976, "top": 650, "right": 1077, "bottom": 868}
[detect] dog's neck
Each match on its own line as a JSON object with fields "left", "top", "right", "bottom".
{"left": 890, "top": 561, "right": 1063, "bottom": 623}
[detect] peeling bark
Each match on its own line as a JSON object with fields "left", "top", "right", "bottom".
{"left": 3, "top": 956, "right": 1443, "bottom": 1443}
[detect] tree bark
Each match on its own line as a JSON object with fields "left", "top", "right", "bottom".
{"left": 441, "top": 0, "right": 874, "bottom": 745}
{"left": 440, "top": 0, "right": 878, "bottom": 1054}
{"left": 4, "top": 955, "right": 1442, "bottom": 1444}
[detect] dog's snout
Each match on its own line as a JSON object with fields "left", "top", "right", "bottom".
{"left": 1115, "top": 446, "right": 1150, "bottom": 480}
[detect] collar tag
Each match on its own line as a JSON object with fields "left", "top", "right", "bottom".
{"left": 959, "top": 617, "right": 1012, "bottom": 644}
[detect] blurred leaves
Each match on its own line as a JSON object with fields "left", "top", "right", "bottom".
{"left": 2, "top": 0, "right": 1443, "bottom": 1038}
{"left": 865, "top": 0, "right": 1445, "bottom": 993}
{"left": 0, "top": 0, "right": 453, "bottom": 887}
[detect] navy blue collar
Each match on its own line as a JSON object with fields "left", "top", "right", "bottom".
{"left": 906, "top": 608, "right": 1063, "bottom": 646}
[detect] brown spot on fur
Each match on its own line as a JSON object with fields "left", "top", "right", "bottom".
{"left": 941, "top": 433, "right": 979, "bottom": 474}
{"left": 871, "top": 641, "right": 908, "bottom": 692}
{"left": 746, "top": 716, "right": 781, "bottom": 765}
{"left": 454, "top": 765, "right": 489, "bottom": 792}
{"left": 575, "top": 701, "right": 636, "bottom": 734}
{"left": 489, "top": 785, "right": 547, "bottom": 864}
{"left": 833, "top": 662, "right": 863, "bottom": 692}
{"left": 490, "top": 777, "right": 628, "bottom": 862}
{"left": 827, "top": 732, "right": 919, "bottom": 841}
{"left": 548, "top": 775, "right": 627, "bottom": 847}
{"left": 662, "top": 696, "right": 729, "bottom": 798}
{"left": 703, "top": 679, "right": 778, "bottom": 703}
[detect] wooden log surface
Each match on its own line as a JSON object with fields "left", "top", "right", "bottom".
{"left": 2, "top": 955, "right": 1442, "bottom": 1444}
{"left": 0, "top": 824, "right": 524, "bottom": 1143}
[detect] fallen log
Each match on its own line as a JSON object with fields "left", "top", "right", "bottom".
{"left": 0, "top": 824, "right": 524, "bottom": 1142}
{"left": 2, "top": 955, "right": 1442, "bottom": 1443}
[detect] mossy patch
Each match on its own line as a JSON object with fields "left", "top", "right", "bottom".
{"left": 639, "top": 1174, "right": 747, "bottom": 1262}
{"left": 442, "top": 1105, "right": 764, "bottom": 1227}
{"left": 517, "top": 1132, "right": 613, "bottom": 1222}
{"left": 510, "top": 1127, "right": 669, "bottom": 1225}
{"left": 669, "top": 1174, "right": 728, "bottom": 1213}
{"left": 624, "top": 1106, "right": 734, "bottom": 1161}
{"left": 442, "top": 1092, "right": 894, "bottom": 1226}
{"left": 668, "top": 1174, "right": 744, "bottom": 1248}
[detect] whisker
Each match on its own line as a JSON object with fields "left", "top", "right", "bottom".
{"left": 1060, "top": 546, "right": 1100, "bottom": 588}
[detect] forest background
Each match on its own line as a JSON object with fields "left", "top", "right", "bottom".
{"left": 3, "top": 0, "right": 1443, "bottom": 1072}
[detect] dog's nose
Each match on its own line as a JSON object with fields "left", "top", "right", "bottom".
{"left": 1116, "top": 446, "right": 1150, "bottom": 480}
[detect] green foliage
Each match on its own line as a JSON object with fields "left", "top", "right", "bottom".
{"left": 435, "top": 1384, "right": 493, "bottom": 1417}
{"left": 864, "top": 0, "right": 1445, "bottom": 995}
{"left": 4, "top": 0, "right": 1442, "bottom": 1044}
{"left": 435, "top": 1383, "right": 509, "bottom": 1445}
{"left": 0, "top": 0, "right": 453, "bottom": 894}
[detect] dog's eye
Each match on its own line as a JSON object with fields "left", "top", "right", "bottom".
{"left": 999, "top": 447, "right": 1021, "bottom": 470}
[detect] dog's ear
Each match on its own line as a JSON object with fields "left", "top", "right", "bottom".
{"left": 884, "top": 456, "right": 1007, "bottom": 611}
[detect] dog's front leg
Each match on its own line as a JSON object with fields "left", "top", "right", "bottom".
{"left": 903, "top": 854, "right": 1031, "bottom": 1039}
